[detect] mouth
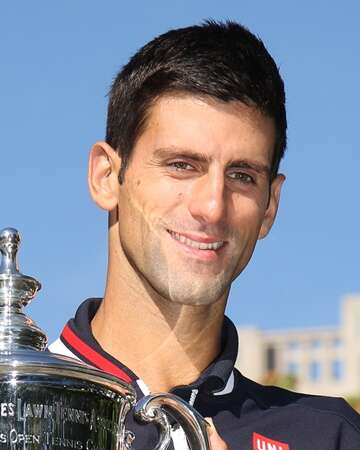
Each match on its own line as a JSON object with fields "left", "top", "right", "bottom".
{"left": 166, "top": 229, "right": 226, "bottom": 260}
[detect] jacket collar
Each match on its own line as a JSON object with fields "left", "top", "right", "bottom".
{"left": 60, "top": 298, "right": 238, "bottom": 397}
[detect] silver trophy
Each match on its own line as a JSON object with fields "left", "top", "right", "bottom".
{"left": 0, "top": 228, "right": 210, "bottom": 449}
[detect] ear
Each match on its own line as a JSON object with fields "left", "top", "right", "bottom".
{"left": 88, "top": 142, "right": 121, "bottom": 211}
{"left": 258, "top": 174, "right": 285, "bottom": 240}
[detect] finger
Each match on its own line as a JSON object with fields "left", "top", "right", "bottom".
{"left": 206, "top": 417, "right": 228, "bottom": 450}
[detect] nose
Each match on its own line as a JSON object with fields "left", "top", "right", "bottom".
{"left": 188, "top": 172, "right": 226, "bottom": 225}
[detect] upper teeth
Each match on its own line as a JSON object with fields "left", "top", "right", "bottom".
{"left": 169, "top": 231, "right": 223, "bottom": 250}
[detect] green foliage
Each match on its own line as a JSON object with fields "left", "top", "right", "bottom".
{"left": 346, "top": 396, "right": 360, "bottom": 413}
{"left": 262, "top": 371, "right": 298, "bottom": 391}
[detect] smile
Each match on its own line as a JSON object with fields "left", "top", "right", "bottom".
{"left": 167, "top": 230, "right": 224, "bottom": 250}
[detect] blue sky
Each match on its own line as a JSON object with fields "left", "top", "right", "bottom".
{"left": 1, "top": 1, "right": 359, "bottom": 342}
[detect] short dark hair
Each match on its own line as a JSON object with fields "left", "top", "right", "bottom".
{"left": 106, "top": 20, "right": 287, "bottom": 182}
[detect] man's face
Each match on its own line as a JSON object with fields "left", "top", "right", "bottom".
{"left": 114, "top": 95, "right": 283, "bottom": 305}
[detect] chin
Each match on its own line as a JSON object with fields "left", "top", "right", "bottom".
{"left": 142, "top": 260, "right": 231, "bottom": 306}
{"left": 166, "top": 280, "right": 227, "bottom": 306}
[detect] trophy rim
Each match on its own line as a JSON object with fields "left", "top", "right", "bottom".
{"left": 0, "top": 349, "right": 136, "bottom": 403}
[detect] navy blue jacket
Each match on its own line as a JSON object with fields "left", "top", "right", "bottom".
{"left": 49, "top": 299, "right": 360, "bottom": 449}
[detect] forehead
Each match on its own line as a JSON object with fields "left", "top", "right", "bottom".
{"left": 136, "top": 94, "right": 276, "bottom": 166}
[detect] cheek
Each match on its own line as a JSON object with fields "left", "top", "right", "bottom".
{"left": 142, "top": 177, "right": 185, "bottom": 209}
{"left": 126, "top": 181, "right": 185, "bottom": 232}
{"left": 231, "top": 197, "right": 267, "bottom": 236}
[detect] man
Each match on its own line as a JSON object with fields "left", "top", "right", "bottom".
{"left": 49, "top": 21, "right": 360, "bottom": 449}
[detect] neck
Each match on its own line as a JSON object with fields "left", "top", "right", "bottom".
{"left": 91, "top": 225, "right": 227, "bottom": 392}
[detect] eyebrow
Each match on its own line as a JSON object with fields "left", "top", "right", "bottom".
{"left": 153, "top": 147, "right": 270, "bottom": 176}
{"left": 228, "top": 160, "right": 270, "bottom": 176}
{"left": 153, "top": 147, "right": 210, "bottom": 163}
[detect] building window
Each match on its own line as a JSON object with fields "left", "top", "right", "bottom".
{"left": 266, "top": 345, "right": 276, "bottom": 371}
{"left": 309, "top": 361, "right": 321, "bottom": 381}
{"left": 331, "top": 360, "right": 343, "bottom": 380}
{"left": 288, "top": 340, "right": 299, "bottom": 351}
{"left": 310, "top": 339, "right": 321, "bottom": 349}
{"left": 332, "top": 337, "right": 342, "bottom": 348}
{"left": 287, "top": 362, "right": 299, "bottom": 376}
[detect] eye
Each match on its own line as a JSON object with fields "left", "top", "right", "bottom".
{"left": 168, "top": 161, "right": 194, "bottom": 171}
{"left": 227, "top": 171, "right": 255, "bottom": 184}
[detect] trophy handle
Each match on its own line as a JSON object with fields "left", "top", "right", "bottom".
{"left": 133, "top": 393, "right": 211, "bottom": 450}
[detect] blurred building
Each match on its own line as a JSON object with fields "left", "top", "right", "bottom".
{"left": 235, "top": 295, "right": 360, "bottom": 398}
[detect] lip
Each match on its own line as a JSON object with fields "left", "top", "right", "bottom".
{"left": 166, "top": 229, "right": 226, "bottom": 261}
{"left": 167, "top": 229, "right": 224, "bottom": 244}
